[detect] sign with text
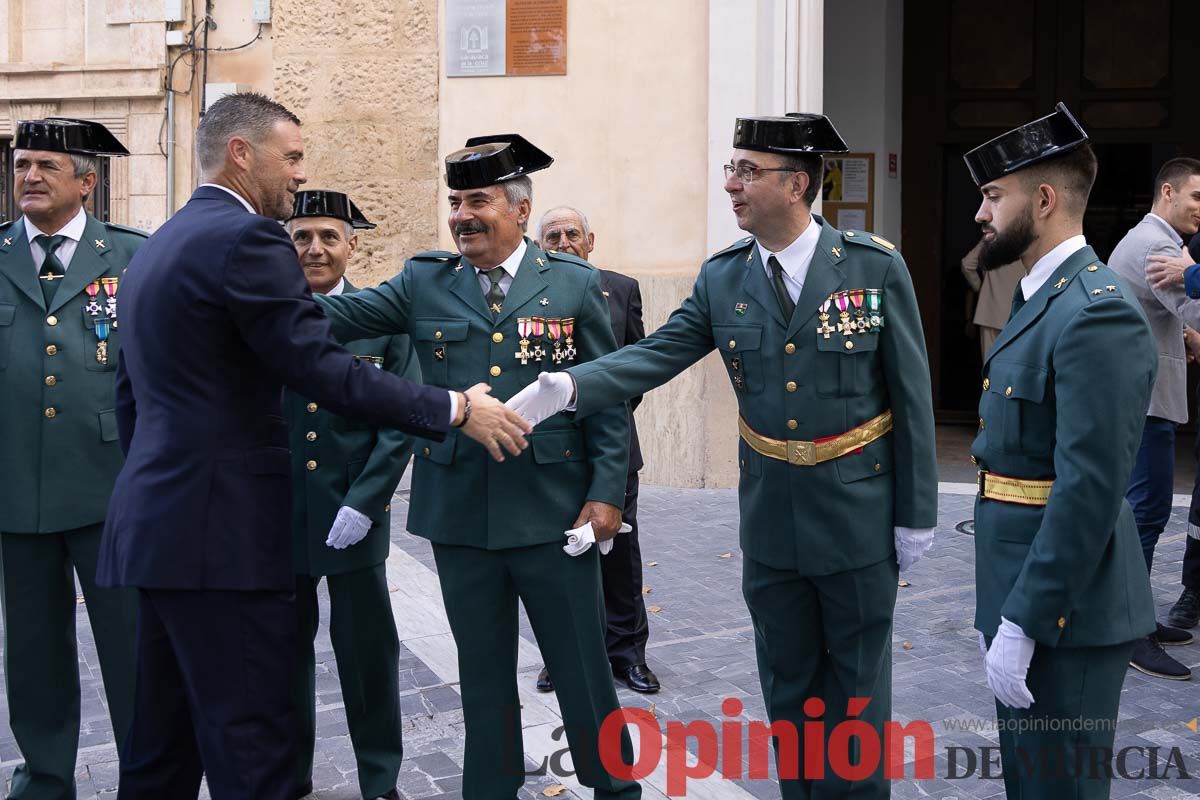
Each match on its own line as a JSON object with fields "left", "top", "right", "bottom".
{"left": 446, "top": 0, "right": 567, "bottom": 77}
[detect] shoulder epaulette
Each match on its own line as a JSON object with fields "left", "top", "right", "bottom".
{"left": 1075, "top": 262, "right": 1123, "bottom": 301}
{"left": 411, "top": 250, "right": 460, "bottom": 263}
{"left": 543, "top": 249, "right": 592, "bottom": 268}
{"left": 103, "top": 221, "right": 150, "bottom": 239}
{"left": 710, "top": 236, "right": 756, "bottom": 259}
{"left": 842, "top": 230, "right": 897, "bottom": 253}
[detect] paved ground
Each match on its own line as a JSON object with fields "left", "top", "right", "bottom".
{"left": 2, "top": 479, "right": 1199, "bottom": 799}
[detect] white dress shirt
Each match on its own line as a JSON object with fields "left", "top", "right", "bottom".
{"left": 26, "top": 207, "right": 87, "bottom": 273}
{"left": 199, "top": 182, "right": 256, "bottom": 214}
{"left": 756, "top": 217, "right": 822, "bottom": 303}
{"left": 324, "top": 277, "right": 346, "bottom": 296}
{"left": 1020, "top": 234, "right": 1087, "bottom": 300}
{"left": 474, "top": 238, "right": 527, "bottom": 298}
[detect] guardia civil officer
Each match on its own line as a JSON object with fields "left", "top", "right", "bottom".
{"left": 284, "top": 190, "right": 413, "bottom": 800}
{"left": 0, "top": 118, "right": 143, "bottom": 798}
{"left": 510, "top": 113, "right": 939, "bottom": 799}
{"left": 966, "top": 103, "right": 1157, "bottom": 799}
{"left": 313, "top": 135, "right": 640, "bottom": 799}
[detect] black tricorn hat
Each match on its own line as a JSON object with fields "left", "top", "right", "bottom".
{"left": 14, "top": 117, "right": 130, "bottom": 157}
{"left": 733, "top": 113, "right": 849, "bottom": 155}
{"left": 963, "top": 102, "right": 1089, "bottom": 186}
{"left": 288, "top": 190, "right": 376, "bottom": 230}
{"left": 444, "top": 134, "right": 553, "bottom": 190}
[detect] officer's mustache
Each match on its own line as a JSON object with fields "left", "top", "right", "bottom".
{"left": 455, "top": 222, "right": 487, "bottom": 236}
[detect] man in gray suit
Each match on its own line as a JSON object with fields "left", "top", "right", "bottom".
{"left": 1108, "top": 156, "right": 1200, "bottom": 680}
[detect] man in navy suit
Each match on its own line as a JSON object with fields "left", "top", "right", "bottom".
{"left": 97, "top": 92, "right": 530, "bottom": 800}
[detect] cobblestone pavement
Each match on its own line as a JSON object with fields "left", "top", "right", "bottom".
{"left": 2, "top": 482, "right": 1199, "bottom": 798}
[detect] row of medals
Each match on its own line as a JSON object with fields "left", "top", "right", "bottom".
{"left": 515, "top": 316, "right": 576, "bottom": 365}
{"left": 84, "top": 278, "right": 119, "bottom": 365}
{"left": 817, "top": 289, "right": 884, "bottom": 339}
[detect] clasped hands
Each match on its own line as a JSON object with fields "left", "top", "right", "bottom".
{"left": 455, "top": 383, "right": 534, "bottom": 462}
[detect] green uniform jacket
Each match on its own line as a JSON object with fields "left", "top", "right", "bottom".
{"left": 0, "top": 215, "right": 147, "bottom": 533}
{"left": 569, "top": 217, "right": 938, "bottom": 574}
{"left": 286, "top": 281, "right": 420, "bottom": 576}
{"left": 972, "top": 246, "right": 1157, "bottom": 647}
{"left": 316, "top": 240, "right": 629, "bottom": 549}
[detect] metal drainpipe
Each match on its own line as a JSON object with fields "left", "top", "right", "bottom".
{"left": 166, "top": 89, "right": 176, "bottom": 217}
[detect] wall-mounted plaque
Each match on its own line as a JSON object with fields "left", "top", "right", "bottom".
{"left": 446, "top": 0, "right": 567, "bottom": 78}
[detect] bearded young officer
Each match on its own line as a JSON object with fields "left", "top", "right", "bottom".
{"left": 508, "top": 113, "right": 938, "bottom": 799}
{"left": 0, "top": 117, "right": 145, "bottom": 798}
{"left": 283, "top": 190, "right": 415, "bottom": 800}
{"left": 964, "top": 103, "right": 1157, "bottom": 799}
{"left": 312, "top": 135, "right": 640, "bottom": 800}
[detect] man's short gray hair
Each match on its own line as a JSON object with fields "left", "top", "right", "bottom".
{"left": 69, "top": 154, "right": 100, "bottom": 180}
{"left": 535, "top": 205, "right": 592, "bottom": 241}
{"left": 501, "top": 176, "right": 533, "bottom": 231}
{"left": 195, "top": 92, "right": 301, "bottom": 177}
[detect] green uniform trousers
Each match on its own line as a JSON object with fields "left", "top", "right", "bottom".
{"left": 0, "top": 524, "right": 137, "bottom": 800}
{"left": 293, "top": 564, "right": 403, "bottom": 798}
{"left": 993, "top": 640, "right": 1133, "bottom": 800}
{"left": 742, "top": 554, "right": 898, "bottom": 800}
{"left": 431, "top": 540, "right": 640, "bottom": 800}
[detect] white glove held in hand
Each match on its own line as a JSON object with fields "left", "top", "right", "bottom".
{"left": 895, "top": 526, "right": 935, "bottom": 572}
{"left": 326, "top": 506, "right": 372, "bottom": 550}
{"left": 506, "top": 372, "right": 575, "bottom": 428}
{"left": 985, "top": 617, "right": 1036, "bottom": 709}
{"left": 562, "top": 522, "right": 631, "bottom": 557}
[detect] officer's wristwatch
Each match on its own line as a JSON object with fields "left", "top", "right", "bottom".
{"left": 454, "top": 393, "right": 472, "bottom": 427}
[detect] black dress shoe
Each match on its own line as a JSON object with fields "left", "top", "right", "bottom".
{"left": 1168, "top": 588, "right": 1200, "bottom": 629}
{"left": 1155, "top": 622, "right": 1195, "bottom": 646}
{"left": 373, "top": 790, "right": 401, "bottom": 800}
{"left": 613, "top": 663, "right": 661, "bottom": 694}
{"left": 536, "top": 666, "right": 554, "bottom": 693}
{"left": 294, "top": 780, "right": 313, "bottom": 800}
{"left": 1130, "top": 635, "right": 1191, "bottom": 680}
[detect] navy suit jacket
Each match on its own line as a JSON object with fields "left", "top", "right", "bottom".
{"left": 97, "top": 186, "right": 450, "bottom": 591}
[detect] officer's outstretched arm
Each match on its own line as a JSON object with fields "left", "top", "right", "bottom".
{"left": 314, "top": 265, "right": 414, "bottom": 343}
{"left": 1000, "top": 298, "right": 1155, "bottom": 645}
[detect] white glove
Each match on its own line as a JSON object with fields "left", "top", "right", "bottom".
{"left": 895, "top": 526, "right": 935, "bottom": 572}
{"left": 506, "top": 372, "right": 575, "bottom": 428}
{"left": 326, "top": 505, "right": 372, "bottom": 550}
{"left": 985, "top": 617, "right": 1036, "bottom": 709}
{"left": 562, "top": 522, "right": 631, "bottom": 557}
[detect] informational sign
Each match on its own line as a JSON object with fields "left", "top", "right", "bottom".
{"left": 446, "top": 0, "right": 568, "bottom": 78}
{"left": 822, "top": 153, "right": 875, "bottom": 231}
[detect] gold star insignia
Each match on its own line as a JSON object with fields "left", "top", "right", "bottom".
{"left": 95, "top": 239, "right": 106, "bottom": 249}
{"left": 539, "top": 298, "right": 550, "bottom": 306}
{"left": 831, "top": 247, "right": 842, "bottom": 258}
{"left": 1105, "top": 284, "right": 1117, "bottom": 292}
{"left": 1054, "top": 278, "right": 1067, "bottom": 289}
{"left": 1091, "top": 288, "right": 1103, "bottom": 296}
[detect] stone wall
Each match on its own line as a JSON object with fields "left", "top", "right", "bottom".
{"left": 271, "top": 0, "right": 441, "bottom": 287}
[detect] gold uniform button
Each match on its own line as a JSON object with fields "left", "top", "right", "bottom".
{"left": 306, "top": 402, "right": 318, "bottom": 413}
{"left": 786, "top": 381, "right": 797, "bottom": 393}
{"left": 787, "top": 419, "right": 798, "bottom": 430}
{"left": 306, "top": 460, "right": 318, "bottom": 471}
{"left": 46, "top": 315, "right": 58, "bottom": 326}
{"left": 490, "top": 365, "right": 502, "bottom": 377}
{"left": 874, "top": 463, "right": 882, "bottom": 472}
{"left": 46, "top": 345, "right": 58, "bottom": 356}
{"left": 979, "top": 418, "right": 985, "bottom": 430}
{"left": 44, "top": 407, "right": 57, "bottom": 418}
{"left": 728, "top": 339, "right": 737, "bottom": 349}
{"left": 434, "top": 330, "right": 444, "bottom": 340}
{"left": 1087, "top": 265, "right": 1099, "bottom": 272}
{"left": 845, "top": 340, "right": 854, "bottom": 350}
{"left": 384, "top": 504, "right": 391, "bottom": 512}
{"left": 305, "top": 431, "right": 317, "bottom": 442}
{"left": 1005, "top": 386, "right": 1013, "bottom": 397}
{"left": 982, "top": 378, "right": 990, "bottom": 391}
{"left": 422, "top": 447, "right": 431, "bottom": 457}
{"left": 1057, "top": 616, "right": 1066, "bottom": 629}
{"left": 784, "top": 343, "right": 796, "bottom": 354}
{"left": 492, "top": 332, "right": 504, "bottom": 343}
{"left": 564, "top": 449, "right": 572, "bottom": 457}
{"left": 45, "top": 375, "right": 57, "bottom": 386}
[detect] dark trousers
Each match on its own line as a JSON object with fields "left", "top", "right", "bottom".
{"left": 994, "top": 641, "right": 1133, "bottom": 800}
{"left": 431, "top": 540, "right": 640, "bottom": 800}
{"left": 294, "top": 564, "right": 402, "bottom": 798}
{"left": 0, "top": 525, "right": 137, "bottom": 800}
{"left": 1126, "top": 416, "right": 1176, "bottom": 573}
{"left": 116, "top": 588, "right": 297, "bottom": 800}
{"left": 742, "top": 554, "right": 898, "bottom": 800}
{"left": 601, "top": 472, "right": 650, "bottom": 670}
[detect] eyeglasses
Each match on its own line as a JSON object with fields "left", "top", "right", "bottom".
{"left": 723, "top": 163, "right": 798, "bottom": 183}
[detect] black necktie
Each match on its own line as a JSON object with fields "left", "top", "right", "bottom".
{"left": 1009, "top": 282, "right": 1026, "bottom": 321}
{"left": 483, "top": 267, "right": 505, "bottom": 316}
{"left": 768, "top": 255, "right": 796, "bottom": 320}
{"left": 34, "top": 234, "right": 67, "bottom": 305}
